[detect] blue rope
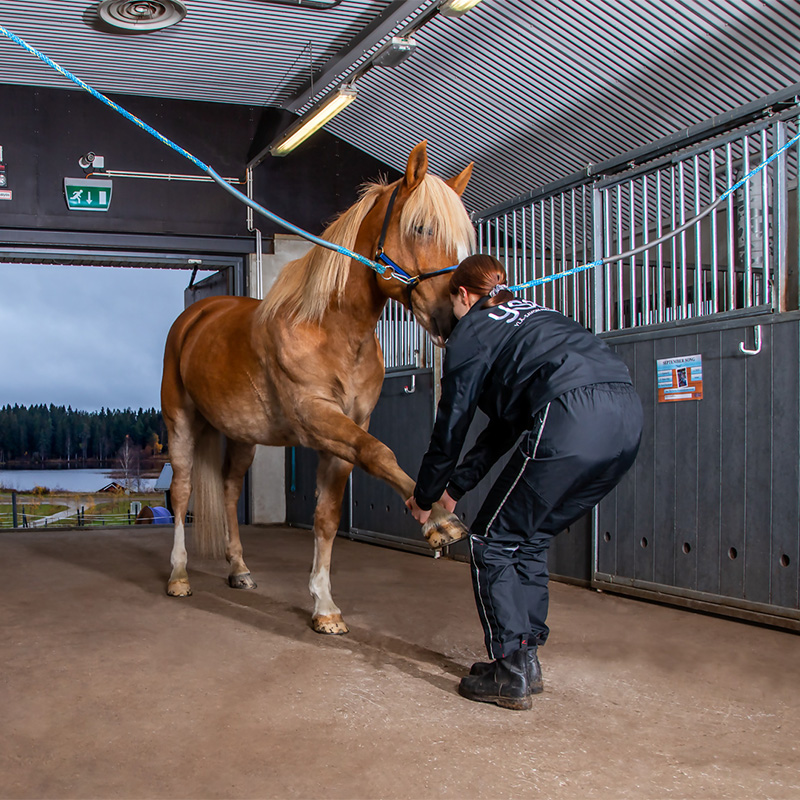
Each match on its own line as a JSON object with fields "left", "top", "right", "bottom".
{"left": 5, "top": 24, "right": 800, "bottom": 294}
{"left": 0, "top": 24, "right": 388, "bottom": 276}
{"left": 509, "top": 260, "right": 600, "bottom": 291}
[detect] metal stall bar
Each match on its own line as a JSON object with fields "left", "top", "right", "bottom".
{"left": 642, "top": 174, "right": 651, "bottom": 325}
{"left": 656, "top": 170, "right": 665, "bottom": 324}
{"left": 760, "top": 127, "right": 771, "bottom": 307}
{"left": 774, "top": 120, "right": 789, "bottom": 312}
{"left": 693, "top": 154, "right": 703, "bottom": 317}
{"left": 709, "top": 147, "right": 719, "bottom": 314}
{"left": 726, "top": 141, "right": 736, "bottom": 311}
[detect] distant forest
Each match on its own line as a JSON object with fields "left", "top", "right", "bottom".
{"left": 0, "top": 404, "right": 166, "bottom": 464}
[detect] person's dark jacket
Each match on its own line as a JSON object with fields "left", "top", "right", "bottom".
{"left": 413, "top": 296, "right": 633, "bottom": 510}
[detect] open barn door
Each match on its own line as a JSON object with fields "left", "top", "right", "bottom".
{"left": 184, "top": 261, "right": 240, "bottom": 306}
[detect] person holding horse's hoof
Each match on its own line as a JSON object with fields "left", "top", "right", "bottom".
{"left": 405, "top": 253, "right": 643, "bottom": 710}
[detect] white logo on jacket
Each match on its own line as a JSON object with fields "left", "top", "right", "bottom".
{"left": 487, "top": 299, "right": 546, "bottom": 325}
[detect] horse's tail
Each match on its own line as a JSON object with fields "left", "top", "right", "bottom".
{"left": 191, "top": 424, "right": 228, "bottom": 559}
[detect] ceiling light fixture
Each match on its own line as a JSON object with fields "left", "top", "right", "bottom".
{"left": 372, "top": 36, "right": 417, "bottom": 68}
{"left": 439, "top": 0, "right": 484, "bottom": 18}
{"left": 269, "top": 84, "right": 359, "bottom": 157}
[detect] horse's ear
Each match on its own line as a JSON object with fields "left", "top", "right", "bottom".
{"left": 404, "top": 141, "right": 429, "bottom": 191}
{"left": 446, "top": 162, "right": 474, "bottom": 196}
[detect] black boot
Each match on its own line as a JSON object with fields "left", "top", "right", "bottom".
{"left": 469, "top": 645, "right": 543, "bottom": 695}
{"left": 458, "top": 646, "right": 532, "bottom": 710}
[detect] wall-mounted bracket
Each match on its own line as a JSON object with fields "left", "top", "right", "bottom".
{"left": 739, "top": 324, "right": 763, "bottom": 356}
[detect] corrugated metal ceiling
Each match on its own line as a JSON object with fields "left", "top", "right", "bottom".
{"left": 1, "top": 0, "right": 799, "bottom": 213}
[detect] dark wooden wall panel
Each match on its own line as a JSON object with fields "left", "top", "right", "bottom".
{"left": 718, "top": 327, "right": 747, "bottom": 599}
{"left": 651, "top": 336, "right": 677, "bottom": 587}
{"left": 743, "top": 323, "right": 773, "bottom": 605}
{"left": 695, "top": 330, "right": 723, "bottom": 596}
{"left": 770, "top": 321, "right": 800, "bottom": 608}
{"left": 633, "top": 338, "right": 656, "bottom": 583}
{"left": 672, "top": 332, "right": 700, "bottom": 591}
{"left": 350, "top": 372, "right": 436, "bottom": 547}
{"left": 597, "top": 314, "right": 800, "bottom": 624}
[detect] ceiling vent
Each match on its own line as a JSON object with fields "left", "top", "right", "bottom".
{"left": 97, "top": 1, "right": 188, "bottom": 33}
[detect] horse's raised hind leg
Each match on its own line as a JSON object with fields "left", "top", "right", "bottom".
{"left": 302, "top": 401, "right": 468, "bottom": 550}
{"left": 310, "top": 452, "right": 353, "bottom": 634}
{"left": 166, "top": 411, "right": 197, "bottom": 597}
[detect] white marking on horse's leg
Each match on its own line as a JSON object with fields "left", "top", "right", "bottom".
{"left": 307, "top": 453, "right": 350, "bottom": 634}
{"left": 167, "top": 518, "right": 192, "bottom": 596}
{"left": 170, "top": 519, "right": 188, "bottom": 576}
{"left": 309, "top": 560, "right": 340, "bottom": 620}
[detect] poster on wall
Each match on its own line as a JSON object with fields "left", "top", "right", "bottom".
{"left": 657, "top": 354, "right": 703, "bottom": 402}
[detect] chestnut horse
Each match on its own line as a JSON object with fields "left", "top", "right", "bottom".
{"left": 161, "top": 141, "right": 474, "bottom": 634}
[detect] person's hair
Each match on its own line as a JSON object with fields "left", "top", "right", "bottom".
{"left": 449, "top": 253, "right": 515, "bottom": 307}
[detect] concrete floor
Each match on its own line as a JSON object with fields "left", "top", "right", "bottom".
{"left": 2, "top": 524, "right": 799, "bottom": 800}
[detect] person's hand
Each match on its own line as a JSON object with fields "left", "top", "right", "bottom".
{"left": 439, "top": 489, "right": 457, "bottom": 513}
{"left": 405, "top": 495, "right": 431, "bottom": 525}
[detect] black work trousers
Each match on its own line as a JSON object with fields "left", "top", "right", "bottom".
{"left": 469, "top": 382, "right": 642, "bottom": 659}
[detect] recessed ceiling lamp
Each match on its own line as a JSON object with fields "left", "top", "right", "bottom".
{"left": 97, "top": 1, "right": 187, "bottom": 33}
{"left": 439, "top": 0, "right": 484, "bottom": 18}
{"left": 269, "top": 85, "right": 358, "bottom": 157}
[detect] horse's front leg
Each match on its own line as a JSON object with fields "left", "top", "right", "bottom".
{"left": 304, "top": 402, "right": 468, "bottom": 550}
{"left": 310, "top": 452, "right": 353, "bottom": 634}
{"left": 223, "top": 439, "right": 258, "bottom": 590}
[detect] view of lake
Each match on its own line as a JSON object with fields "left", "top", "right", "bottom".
{"left": 0, "top": 468, "right": 157, "bottom": 493}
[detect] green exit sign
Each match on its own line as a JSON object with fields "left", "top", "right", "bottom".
{"left": 64, "top": 177, "right": 113, "bottom": 211}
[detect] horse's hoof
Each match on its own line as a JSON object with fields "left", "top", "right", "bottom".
{"left": 312, "top": 614, "right": 349, "bottom": 635}
{"left": 423, "top": 513, "right": 469, "bottom": 549}
{"left": 228, "top": 572, "right": 257, "bottom": 590}
{"left": 167, "top": 579, "right": 193, "bottom": 597}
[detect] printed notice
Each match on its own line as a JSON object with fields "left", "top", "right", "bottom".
{"left": 657, "top": 354, "right": 703, "bottom": 402}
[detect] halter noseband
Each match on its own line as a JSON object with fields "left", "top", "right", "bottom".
{"left": 373, "top": 185, "right": 458, "bottom": 303}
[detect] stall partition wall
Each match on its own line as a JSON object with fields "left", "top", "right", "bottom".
{"left": 286, "top": 99, "right": 800, "bottom": 627}
{"left": 598, "top": 313, "right": 800, "bottom": 630}
{"left": 471, "top": 102, "right": 800, "bottom": 629}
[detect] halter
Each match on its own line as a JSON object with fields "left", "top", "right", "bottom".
{"left": 374, "top": 185, "right": 458, "bottom": 304}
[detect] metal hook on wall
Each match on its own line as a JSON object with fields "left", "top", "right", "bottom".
{"left": 404, "top": 375, "right": 416, "bottom": 394}
{"left": 739, "top": 324, "right": 762, "bottom": 356}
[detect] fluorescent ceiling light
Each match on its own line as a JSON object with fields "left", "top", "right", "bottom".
{"left": 269, "top": 85, "right": 358, "bottom": 157}
{"left": 439, "top": 0, "right": 484, "bottom": 18}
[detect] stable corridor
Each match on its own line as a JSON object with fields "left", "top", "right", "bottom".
{"left": 2, "top": 525, "right": 798, "bottom": 799}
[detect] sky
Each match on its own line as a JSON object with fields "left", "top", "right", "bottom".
{"left": 0, "top": 263, "right": 206, "bottom": 412}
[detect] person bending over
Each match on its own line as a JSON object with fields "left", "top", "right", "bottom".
{"left": 406, "top": 253, "right": 642, "bottom": 710}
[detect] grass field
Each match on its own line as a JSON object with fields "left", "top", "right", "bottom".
{"left": 0, "top": 489, "right": 164, "bottom": 529}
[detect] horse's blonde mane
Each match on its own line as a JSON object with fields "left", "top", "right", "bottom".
{"left": 258, "top": 173, "right": 475, "bottom": 325}
{"left": 257, "top": 180, "right": 386, "bottom": 325}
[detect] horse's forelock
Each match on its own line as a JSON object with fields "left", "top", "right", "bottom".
{"left": 399, "top": 174, "right": 476, "bottom": 262}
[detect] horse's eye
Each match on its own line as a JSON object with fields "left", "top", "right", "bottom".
{"left": 415, "top": 225, "right": 433, "bottom": 236}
